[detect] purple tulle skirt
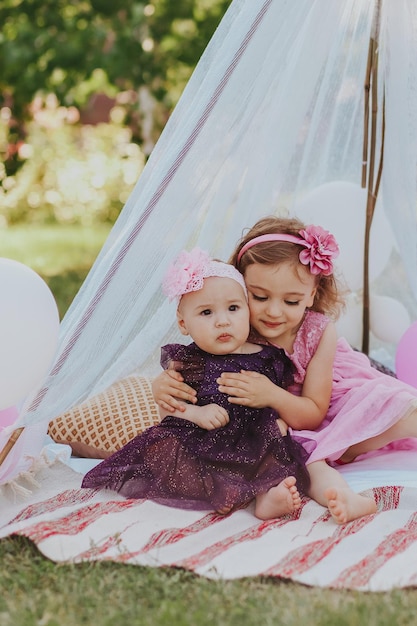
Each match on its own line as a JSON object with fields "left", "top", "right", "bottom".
{"left": 82, "top": 342, "right": 311, "bottom": 511}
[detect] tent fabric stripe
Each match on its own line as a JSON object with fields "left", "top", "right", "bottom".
{"left": 25, "top": 0, "right": 272, "bottom": 414}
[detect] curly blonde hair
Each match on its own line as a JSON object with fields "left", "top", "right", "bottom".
{"left": 229, "top": 216, "right": 346, "bottom": 320}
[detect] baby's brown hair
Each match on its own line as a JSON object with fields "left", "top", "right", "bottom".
{"left": 229, "top": 216, "right": 345, "bottom": 320}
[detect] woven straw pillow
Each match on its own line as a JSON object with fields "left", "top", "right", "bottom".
{"left": 48, "top": 375, "right": 161, "bottom": 459}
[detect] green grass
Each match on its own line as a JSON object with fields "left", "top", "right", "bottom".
{"left": 1, "top": 224, "right": 112, "bottom": 319}
{"left": 2, "top": 537, "right": 417, "bottom": 626}
{"left": 2, "top": 224, "right": 417, "bottom": 625}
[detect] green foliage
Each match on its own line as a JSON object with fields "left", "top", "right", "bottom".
{"left": 0, "top": 96, "right": 144, "bottom": 226}
{"left": 0, "top": 223, "right": 111, "bottom": 317}
{"left": 148, "top": 0, "right": 232, "bottom": 107}
{"left": 0, "top": 0, "right": 232, "bottom": 204}
{"left": 0, "top": 0, "right": 232, "bottom": 117}
{"left": 0, "top": 0, "right": 145, "bottom": 117}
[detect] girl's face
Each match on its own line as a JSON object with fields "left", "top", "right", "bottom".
{"left": 177, "top": 276, "right": 250, "bottom": 354}
{"left": 244, "top": 261, "right": 317, "bottom": 349}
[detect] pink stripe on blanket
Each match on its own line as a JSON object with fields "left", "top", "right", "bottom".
{"left": 4, "top": 489, "right": 97, "bottom": 527}
{"left": 73, "top": 510, "right": 237, "bottom": 564}
{"left": 138, "top": 511, "right": 225, "bottom": 553}
{"left": 263, "top": 487, "right": 404, "bottom": 579}
{"left": 264, "top": 513, "right": 375, "bottom": 578}
{"left": 332, "top": 511, "right": 417, "bottom": 588}
{"left": 174, "top": 504, "right": 306, "bottom": 571}
{"left": 21, "top": 499, "right": 139, "bottom": 543}
{"left": 76, "top": 531, "right": 139, "bottom": 562}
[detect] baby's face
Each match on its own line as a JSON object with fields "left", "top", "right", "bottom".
{"left": 177, "top": 277, "right": 250, "bottom": 354}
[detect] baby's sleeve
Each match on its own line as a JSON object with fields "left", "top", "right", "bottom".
{"left": 160, "top": 343, "right": 185, "bottom": 371}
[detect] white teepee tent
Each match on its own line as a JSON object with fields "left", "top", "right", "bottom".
{"left": 1, "top": 0, "right": 417, "bottom": 482}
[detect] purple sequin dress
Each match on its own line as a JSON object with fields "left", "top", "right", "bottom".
{"left": 82, "top": 343, "right": 311, "bottom": 511}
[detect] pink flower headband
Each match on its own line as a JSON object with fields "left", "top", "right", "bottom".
{"left": 237, "top": 224, "right": 339, "bottom": 276}
{"left": 163, "top": 247, "right": 247, "bottom": 303}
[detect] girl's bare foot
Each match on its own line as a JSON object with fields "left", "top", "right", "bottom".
{"left": 255, "top": 476, "right": 301, "bottom": 520}
{"left": 324, "top": 487, "right": 377, "bottom": 524}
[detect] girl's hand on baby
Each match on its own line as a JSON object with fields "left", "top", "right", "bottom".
{"left": 217, "top": 371, "right": 275, "bottom": 408}
{"left": 152, "top": 370, "right": 197, "bottom": 413}
{"left": 192, "top": 404, "right": 229, "bottom": 430}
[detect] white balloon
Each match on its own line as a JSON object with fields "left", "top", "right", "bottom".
{"left": 335, "top": 293, "right": 363, "bottom": 349}
{"left": 294, "top": 181, "right": 395, "bottom": 291}
{"left": 0, "top": 259, "right": 60, "bottom": 410}
{"left": 370, "top": 295, "right": 411, "bottom": 345}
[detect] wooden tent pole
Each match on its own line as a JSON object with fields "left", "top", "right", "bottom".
{"left": 361, "top": 0, "right": 383, "bottom": 354}
{"left": 362, "top": 34, "right": 373, "bottom": 188}
{"left": 0, "top": 427, "right": 25, "bottom": 466}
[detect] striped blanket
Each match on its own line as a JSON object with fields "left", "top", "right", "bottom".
{"left": 1, "top": 451, "right": 417, "bottom": 591}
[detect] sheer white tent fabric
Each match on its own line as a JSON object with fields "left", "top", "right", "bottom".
{"left": 2, "top": 0, "right": 417, "bottom": 481}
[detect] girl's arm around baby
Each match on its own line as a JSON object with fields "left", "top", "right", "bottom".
{"left": 152, "top": 369, "right": 197, "bottom": 413}
{"left": 217, "top": 323, "right": 337, "bottom": 430}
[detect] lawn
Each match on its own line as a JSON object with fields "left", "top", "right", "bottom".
{"left": 0, "top": 224, "right": 112, "bottom": 319}
{"left": 1, "top": 224, "right": 417, "bottom": 625}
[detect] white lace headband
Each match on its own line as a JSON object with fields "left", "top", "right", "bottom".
{"left": 162, "top": 247, "right": 247, "bottom": 303}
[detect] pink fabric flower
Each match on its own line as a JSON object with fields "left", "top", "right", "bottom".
{"left": 162, "top": 247, "right": 247, "bottom": 302}
{"left": 298, "top": 225, "right": 339, "bottom": 276}
{"left": 162, "top": 248, "right": 211, "bottom": 301}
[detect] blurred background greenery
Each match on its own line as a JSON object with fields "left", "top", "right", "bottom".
{"left": 0, "top": 0, "right": 232, "bottom": 316}
{"left": 0, "top": 0, "right": 232, "bottom": 227}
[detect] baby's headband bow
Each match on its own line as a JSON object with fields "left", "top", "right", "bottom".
{"left": 163, "top": 247, "right": 247, "bottom": 303}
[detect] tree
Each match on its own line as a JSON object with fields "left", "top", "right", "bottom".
{"left": 0, "top": 0, "right": 232, "bottom": 118}
{"left": 0, "top": 0, "right": 231, "bottom": 177}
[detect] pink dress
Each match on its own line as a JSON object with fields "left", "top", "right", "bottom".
{"left": 286, "top": 311, "right": 417, "bottom": 464}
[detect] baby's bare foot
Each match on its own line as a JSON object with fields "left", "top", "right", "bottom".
{"left": 255, "top": 476, "right": 301, "bottom": 520}
{"left": 324, "top": 487, "right": 377, "bottom": 524}
{"left": 216, "top": 504, "right": 233, "bottom": 515}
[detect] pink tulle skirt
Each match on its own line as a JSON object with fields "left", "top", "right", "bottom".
{"left": 292, "top": 338, "right": 417, "bottom": 464}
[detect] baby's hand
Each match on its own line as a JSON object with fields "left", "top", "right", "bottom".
{"left": 152, "top": 370, "right": 197, "bottom": 413}
{"left": 217, "top": 370, "right": 276, "bottom": 408}
{"left": 191, "top": 404, "right": 229, "bottom": 430}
